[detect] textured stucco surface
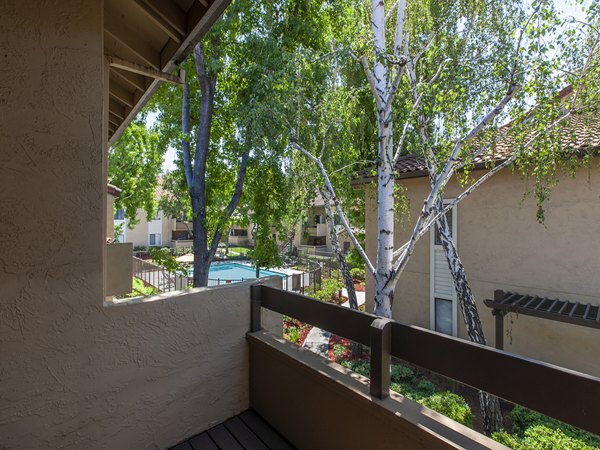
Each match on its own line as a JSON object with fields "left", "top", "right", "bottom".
{"left": 106, "top": 243, "right": 133, "bottom": 296}
{"left": 365, "top": 165, "right": 600, "bottom": 375}
{"left": 0, "top": 3, "right": 281, "bottom": 449}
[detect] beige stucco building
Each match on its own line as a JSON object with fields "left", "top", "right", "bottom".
{"left": 114, "top": 207, "right": 183, "bottom": 248}
{"left": 364, "top": 160, "right": 600, "bottom": 376}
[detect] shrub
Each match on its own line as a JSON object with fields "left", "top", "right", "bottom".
{"left": 391, "top": 365, "right": 416, "bottom": 384}
{"left": 313, "top": 278, "right": 343, "bottom": 302}
{"left": 509, "top": 406, "right": 600, "bottom": 448}
{"left": 133, "top": 245, "right": 147, "bottom": 252}
{"left": 416, "top": 379, "right": 437, "bottom": 396}
{"left": 349, "top": 267, "right": 366, "bottom": 281}
{"left": 420, "top": 392, "right": 474, "bottom": 428}
{"left": 346, "top": 248, "right": 364, "bottom": 269}
{"left": 493, "top": 425, "right": 598, "bottom": 450}
{"left": 491, "top": 430, "right": 522, "bottom": 449}
{"left": 339, "top": 359, "right": 370, "bottom": 377}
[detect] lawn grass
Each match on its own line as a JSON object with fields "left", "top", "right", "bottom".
{"left": 227, "top": 246, "right": 251, "bottom": 256}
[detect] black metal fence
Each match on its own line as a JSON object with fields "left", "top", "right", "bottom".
{"left": 131, "top": 252, "right": 323, "bottom": 296}
{"left": 132, "top": 256, "right": 188, "bottom": 293}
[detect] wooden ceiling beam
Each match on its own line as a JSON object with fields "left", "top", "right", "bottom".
{"left": 108, "top": 56, "right": 183, "bottom": 85}
{"left": 132, "top": 0, "right": 183, "bottom": 43}
{"left": 109, "top": 81, "right": 134, "bottom": 108}
{"left": 108, "top": 113, "right": 121, "bottom": 128}
{"left": 105, "top": 15, "right": 161, "bottom": 70}
{"left": 109, "top": 98, "right": 126, "bottom": 121}
{"left": 136, "top": 0, "right": 186, "bottom": 36}
{"left": 110, "top": 67, "right": 147, "bottom": 93}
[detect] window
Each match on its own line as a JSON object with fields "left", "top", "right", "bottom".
{"left": 230, "top": 228, "right": 248, "bottom": 237}
{"left": 430, "top": 200, "right": 457, "bottom": 336}
{"left": 434, "top": 298, "right": 453, "bottom": 335}
{"left": 149, "top": 233, "right": 161, "bottom": 246}
{"left": 314, "top": 214, "right": 323, "bottom": 225}
{"left": 153, "top": 210, "right": 161, "bottom": 221}
{"left": 116, "top": 234, "right": 125, "bottom": 243}
{"left": 114, "top": 209, "right": 125, "bottom": 220}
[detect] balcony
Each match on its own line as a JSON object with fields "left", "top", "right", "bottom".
{"left": 3, "top": 271, "right": 600, "bottom": 448}
{"left": 3, "top": 2, "right": 599, "bottom": 448}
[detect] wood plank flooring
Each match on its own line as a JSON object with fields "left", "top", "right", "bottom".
{"left": 170, "top": 410, "right": 295, "bottom": 450}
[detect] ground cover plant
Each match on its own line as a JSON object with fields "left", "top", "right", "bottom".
{"left": 283, "top": 316, "right": 312, "bottom": 346}
{"left": 492, "top": 406, "right": 600, "bottom": 449}
{"left": 330, "top": 335, "right": 473, "bottom": 427}
{"left": 125, "top": 278, "right": 158, "bottom": 298}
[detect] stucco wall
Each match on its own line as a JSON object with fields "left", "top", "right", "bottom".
{"left": 125, "top": 208, "right": 150, "bottom": 248}
{"left": 0, "top": 4, "right": 282, "bottom": 449}
{"left": 365, "top": 165, "right": 600, "bottom": 375}
{"left": 107, "top": 193, "right": 116, "bottom": 240}
{"left": 106, "top": 243, "right": 133, "bottom": 296}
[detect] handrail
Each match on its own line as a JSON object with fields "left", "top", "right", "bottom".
{"left": 250, "top": 284, "right": 600, "bottom": 435}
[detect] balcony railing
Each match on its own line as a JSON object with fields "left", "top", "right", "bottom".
{"left": 250, "top": 284, "right": 600, "bottom": 436}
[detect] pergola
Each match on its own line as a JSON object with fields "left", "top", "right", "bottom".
{"left": 485, "top": 289, "right": 600, "bottom": 350}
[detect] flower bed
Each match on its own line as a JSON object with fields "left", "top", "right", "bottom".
{"left": 283, "top": 316, "right": 312, "bottom": 346}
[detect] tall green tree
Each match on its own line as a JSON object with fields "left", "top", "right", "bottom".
{"left": 108, "top": 121, "right": 164, "bottom": 227}
{"left": 148, "top": 0, "right": 342, "bottom": 286}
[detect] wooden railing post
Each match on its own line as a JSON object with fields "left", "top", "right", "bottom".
{"left": 369, "top": 318, "right": 393, "bottom": 399}
{"left": 250, "top": 284, "right": 263, "bottom": 332}
{"left": 493, "top": 290, "right": 506, "bottom": 350}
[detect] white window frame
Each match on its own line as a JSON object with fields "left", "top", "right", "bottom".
{"left": 149, "top": 233, "right": 162, "bottom": 247}
{"left": 429, "top": 199, "right": 458, "bottom": 336}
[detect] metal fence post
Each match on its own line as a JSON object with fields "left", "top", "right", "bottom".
{"left": 250, "top": 284, "right": 262, "bottom": 332}
{"left": 369, "top": 318, "right": 392, "bottom": 399}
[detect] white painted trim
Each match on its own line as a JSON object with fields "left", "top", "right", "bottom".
{"left": 429, "top": 199, "right": 458, "bottom": 336}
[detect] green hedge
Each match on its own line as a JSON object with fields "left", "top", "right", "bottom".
{"left": 421, "top": 392, "right": 474, "bottom": 427}
{"left": 491, "top": 406, "right": 600, "bottom": 449}
{"left": 339, "top": 360, "right": 473, "bottom": 427}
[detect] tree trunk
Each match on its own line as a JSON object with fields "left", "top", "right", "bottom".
{"left": 434, "top": 197, "right": 503, "bottom": 434}
{"left": 321, "top": 190, "right": 358, "bottom": 310}
{"left": 371, "top": 0, "right": 396, "bottom": 319}
{"left": 321, "top": 189, "right": 362, "bottom": 358}
{"left": 192, "top": 196, "right": 210, "bottom": 287}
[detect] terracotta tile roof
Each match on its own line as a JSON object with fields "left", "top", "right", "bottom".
{"left": 354, "top": 110, "right": 600, "bottom": 182}
{"left": 107, "top": 184, "right": 121, "bottom": 197}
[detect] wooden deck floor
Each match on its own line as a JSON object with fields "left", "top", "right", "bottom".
{"left": 170, "top": 410, "right": 295, "bottom": 450}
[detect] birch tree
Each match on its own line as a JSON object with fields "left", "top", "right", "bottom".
{"left": 293, "top": 0, "right": 599, "bottom": 434}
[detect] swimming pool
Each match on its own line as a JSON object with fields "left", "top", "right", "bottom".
{"left": 206, "top": 263, "right": 287, "bottom": 282}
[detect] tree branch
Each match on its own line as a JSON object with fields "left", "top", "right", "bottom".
{"left": 291, "top": 140, "right": 376, "bottom": 276}
{"left": 359, "top": 56, "right": 384, "bottom": 113}
{"left": 208, "top": 151, "right": 251, "bottom": 259}
{"left": 180, "top": 71, "right": 193, "bottom": 190}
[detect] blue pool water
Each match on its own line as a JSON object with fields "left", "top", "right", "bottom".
{"left": 206, "top": 263, "right": 286, "bottom": 281}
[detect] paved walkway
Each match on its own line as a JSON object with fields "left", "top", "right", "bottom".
{"left": 341, "top": 289, "right": 366, "bottom": 308}
{"left": 302, "top": 327, "right": 331, "bottom": 358}
{"left": 302, "top": 288, "right": 366, "bottom": 358}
